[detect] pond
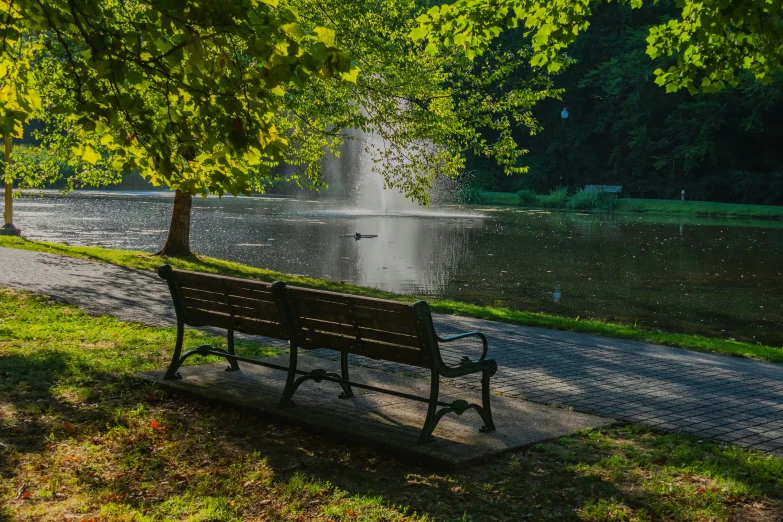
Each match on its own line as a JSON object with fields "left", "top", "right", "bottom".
{"left": 12, "top": 190, "right": 783, "bottom": 346}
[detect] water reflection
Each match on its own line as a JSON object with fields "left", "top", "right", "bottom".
{"left": 10, "top": 191, "right": 783, "bottom": 346}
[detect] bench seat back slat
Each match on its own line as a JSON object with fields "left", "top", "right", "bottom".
{"left": 284, "top": 286, "right": 430, "bottom": 367}
{"left": 162, "top": 268, "right": 287, "bottom": 339}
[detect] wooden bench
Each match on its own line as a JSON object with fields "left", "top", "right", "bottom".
{"left": 158, "top": 265, "right": 498, "bottom": 445}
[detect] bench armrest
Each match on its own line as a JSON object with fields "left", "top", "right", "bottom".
{"left": 436, "top": 331, "right": 489, "bottom": 362}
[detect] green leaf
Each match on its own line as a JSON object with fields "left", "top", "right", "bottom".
{"left": 314, "top": 26, "right": 335, "bottom": 46}
{"left": 341, "top": 65, "right": 360, "bottom": 84}
{"left": 82, "top": 145, "right": 100, "bottom": 165}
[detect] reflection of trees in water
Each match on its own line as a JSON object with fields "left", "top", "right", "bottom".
{"left": 435, "top": 211, "right": 783, "bottom": 344}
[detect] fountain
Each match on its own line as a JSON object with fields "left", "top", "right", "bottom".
{"left": 322, "top": 127, "right": 424, "bottom": 214}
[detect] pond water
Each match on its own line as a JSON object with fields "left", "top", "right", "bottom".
{"left": 12, "top": 190, "right": 783, "bottom": 346}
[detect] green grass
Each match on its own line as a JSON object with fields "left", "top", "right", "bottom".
{"left": 476, "top": 191, "right": 523, "bottom": 206}
{"left": 2, "top": 235, "right": 782, "bottom": 363}
{"left": 615, "top": 198, "right": 783, "bottom": 219}
{"left": 2, "top": 289, "right": 783, "bottom": 521}
{"left": 477, "top": 191, "right": 783, "bottom": 219}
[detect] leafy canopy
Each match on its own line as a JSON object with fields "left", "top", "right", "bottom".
{"left": 412, "top": 0, "right": 783, "bottom": 94}
{"left": 3, "top": 0, "right": 564, "bottom": 206}
{"left": 1, "top": 0, "right": 357, "bottom": 195}
{"left": 289, "top": 0, "right": 562, "bottom": 204}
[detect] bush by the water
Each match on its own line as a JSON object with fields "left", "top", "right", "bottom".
{"left": 566, "top": 187, "right": 619, "bottom": 211}
{"left": 509, "top": 186, "right": 618, "bottom": 211}
{"left": 539, "top": 186, "right": 569, "bottom": 209}
{"left": 517, "top": 189, "right": 539, "bottom": 206}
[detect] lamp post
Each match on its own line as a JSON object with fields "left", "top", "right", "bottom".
{"left": 1, "top": 134, "right": 21, "bottom": 236}
{"left": 559, "top": 108, "right": 569, "bottom": 185}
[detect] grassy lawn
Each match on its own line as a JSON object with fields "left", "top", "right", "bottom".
{"left": 2, "top": 288, "right": 783, "bottom": 521}
{"left": 477, "top": 191, "right": 783, "bottom": 219}
{"left": 615, "top": 198, "right": 783, "bottom": 219}
{"left": 1, "top": 235, "right": 782, "bottom": 363}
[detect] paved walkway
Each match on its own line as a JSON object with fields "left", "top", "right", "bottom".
{"left": 2, "top": 246, "right": 782, "bottom": 454}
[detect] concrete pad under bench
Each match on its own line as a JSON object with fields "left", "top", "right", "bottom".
{"left": 137, "top": 355, "right": 612, "bottom": 469}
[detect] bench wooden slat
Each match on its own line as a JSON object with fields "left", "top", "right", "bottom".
{"left": 184, "top": 307, "right": 285, "bottom": 338}
{"left": 184, "top": 299, "right": 232, "bottom": 316}
{"left": 298, "top": 330, "right": 428, "bottom": 367}
{"left": 287, "top": 286, "right": 412, "bottom": 314}
{"left": 180, "top": 286, "right": 224, "bottom": 300}
{"left": 291, "top": 294, "right": 418, "bottom": 336}
{"left": 233, "top": 317, "right": 286, "bottom": 338}
{"left": 298, "top": 317, "right": 419, "bottom": 348}
{"left": 179, "top": 292, "right": 281, "bottom": 324}
{"left": 226, "top": 297, "right": 280, "bottom": 318}
{"left": 184, "top": 306, "right": 234, "bottom": 329}
{"left": 175, "top": 270, "right": 274, "bottom": 296}
{"left": 290, "top": 296, "right": 350, "bottom": 322}
{"left": 222, "top": 283, "right": 274, "bottom": 300}
{"left": 354, "top": 312, "right": 418, "bottom": 337}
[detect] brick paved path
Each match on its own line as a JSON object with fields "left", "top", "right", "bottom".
{"left": 2, "top": 246, "right": 782, "bottom": 454}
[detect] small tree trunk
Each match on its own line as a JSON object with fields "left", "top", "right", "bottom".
{"left": 160, "top": 189, "right": 193, "bottom": 257}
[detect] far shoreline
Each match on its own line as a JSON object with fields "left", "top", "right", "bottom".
{"left": 476, "top": 191, "right": 783, "bottom": 221}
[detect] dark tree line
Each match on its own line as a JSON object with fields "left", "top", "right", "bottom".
{"left": 466, "top": 1, "right": 783, "bottom": 205}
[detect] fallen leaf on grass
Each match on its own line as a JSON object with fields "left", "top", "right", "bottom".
{"left": 63, "top": 422, "right": 76, "bottom": 433}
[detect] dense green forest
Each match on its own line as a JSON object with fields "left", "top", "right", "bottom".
{"left": 465, "top": 1, "right": 783, "bottom": 205}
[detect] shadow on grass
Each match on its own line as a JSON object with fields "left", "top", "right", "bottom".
{"left": 3, "top": 349, "right": 783, "bottom": 521}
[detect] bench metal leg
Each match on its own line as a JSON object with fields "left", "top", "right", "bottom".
{"left": 164, "top": 322, "right": 185, "bottom": 380}
{"left": 479, "top": 369, "right": 496, "bottom": 433}
{"left": 278, "top": 343, "right": 298, "bottom": 408}
{"left": 225, "top": 329, "right": 240, "bottom": 372}
{"left": 417, "top": 371, "right": 440, "bottom": 445}
{"left": 338, "top": 351, "right": 354, "bottom": 399}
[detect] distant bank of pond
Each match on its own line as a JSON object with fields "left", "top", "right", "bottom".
{"left": 13, "top": 190, "right": 783, "bottom": 346}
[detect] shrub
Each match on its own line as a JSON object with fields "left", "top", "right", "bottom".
{"left": 517, "top": 189, "right": 539, "bottom": 206}
{"left": 567, "top": 187, "right": 619, "bottom": 211}
{"left": 540, "top": 186, "right": 569, "bottom": 208}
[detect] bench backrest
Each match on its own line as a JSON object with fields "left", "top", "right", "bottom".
{"left": 280, "top": 286, "right": 434, "bottom": 368}
{"left": 158, "top": 265, "right": 287, "bottom": 340}
{"left": 159, "top": 265, "right": 439, "bottom": 368}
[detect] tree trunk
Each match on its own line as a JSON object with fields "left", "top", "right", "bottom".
{"left": 160, "top": 189, "right": 193, "bottom": 257}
